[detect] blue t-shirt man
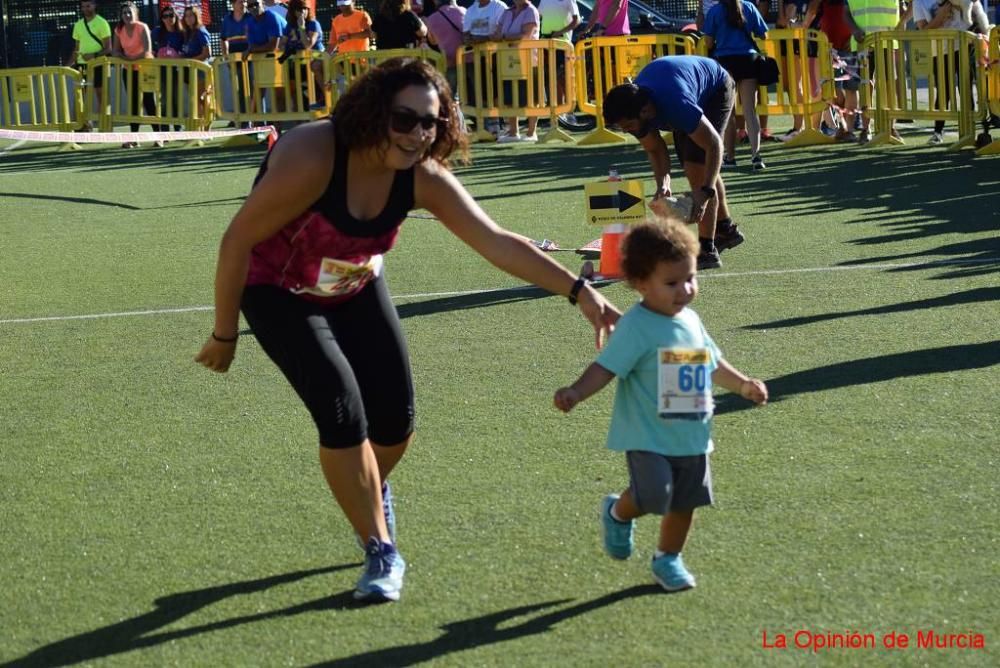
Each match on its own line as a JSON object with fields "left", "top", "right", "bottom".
{"left": 634, "top": 56, "right": 731, "bottom": 134}
{"left": 248, "top": 9, "right": 287, "bottom": 49}
{"left": 222, "top": 12, "right": 254, "bottom": 53}
{"left": 703, "top": 0, "right": 767, "bottom": 57}
{"left": 596, "top": 304, "right": 721, "bottom": 457}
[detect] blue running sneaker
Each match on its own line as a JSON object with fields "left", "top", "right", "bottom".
{"left": 600, "top": 494, "right": 634, "bottom": 560}
{"left": 354, "top": 538, "right": 406, "bottom": 602}
{"left": 355, "top": 480, "right": 397, "bottom": 549}
{"left": 651, "top": 552, "right": 696, "bottom": 592}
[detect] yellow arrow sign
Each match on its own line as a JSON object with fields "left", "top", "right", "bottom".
{"left": 584, "top": 179, "right": 646, "bottom": 226}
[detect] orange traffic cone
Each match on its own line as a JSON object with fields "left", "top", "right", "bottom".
{"left": 267, "top": 127, "right": 279, "bottom": 150}
{"left": 599, "top": 223, "right": 626, "bottom": 279}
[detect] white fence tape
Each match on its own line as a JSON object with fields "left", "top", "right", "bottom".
{"left": 0, "top": 126, "right": 275, "bottom": 144}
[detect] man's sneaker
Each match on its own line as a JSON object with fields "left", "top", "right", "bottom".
{"left": 761, "top": 128, "right": 780, "bottom": 142}
{"left": 600, "top": 495, "right": 634, "bottom": 560}
{"left": 858, "top": 129, "right": 870, "bottom": 144}
{"left": 354, "top": 538, "right": 406, "bottom": 602}
{"left": 651, "top": 553, "right": 696, "bottom": 592}
{"left": 928, "top": 132, "right": 944, "bottom": 145}
{"left": 721, "top": 155, "right": 737, "bottom": 169}
{"left": 697, "top": 248, "right": 722, "bottom": 270}
{"left": 714, "top": 224, "right": 745, "bottom": 252}
{"left": 751, "top": 153, "right": 766, "bottom": 171}
{"left": 780, "top": 128, "right": 801, "bottom": 142}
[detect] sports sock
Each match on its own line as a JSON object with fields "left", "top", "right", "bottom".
{"left": 654, "top": 550, "right": 678, "bottom": 559}
{"left": 610, "top": 505, "right": 628, "bottom": 523}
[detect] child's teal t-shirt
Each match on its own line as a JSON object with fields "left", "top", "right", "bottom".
{"left": 596, "top": 303, "right": 721, "bottom": 456}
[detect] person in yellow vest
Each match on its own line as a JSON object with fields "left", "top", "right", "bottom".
{"left": 66, "top": 0, "right": 112, "bottom": 127}
{"left": 849, "top": 0, "right": 905, "bottom": 142}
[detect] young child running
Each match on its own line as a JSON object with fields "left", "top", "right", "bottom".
{"left": 553, "top": 219, "right": 768, "bottom": 591}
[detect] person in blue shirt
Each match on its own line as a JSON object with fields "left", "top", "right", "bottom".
{"left": 703, "top": 0, "right": 769, "bottom": 171}
{"left": 603, "top": 56, "right": 743, "bottom": 271}
{"left": 554, "top": 218, "right": 768, "bottom": 592}
{"left": 222, "top": 0, "right": 254, "bottom": 55}
{"left": 180, "top": 6, "right": 212, "bottom": 122}
{"left": 279, "top": 0, "right": 326, "bottom": 108}
{"left": 246, "top": 0, "right": 287, "bottom": 54}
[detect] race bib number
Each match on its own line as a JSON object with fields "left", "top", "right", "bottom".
{"left": 299, "top": 255, "right": 381, "bottom": 297}
{"left": 657, "top": 348, "right": 713, "bottom": 419}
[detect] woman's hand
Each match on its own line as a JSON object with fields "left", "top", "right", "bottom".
{"left": 195, "top": 335, "right": 238, "bottom": 373}
{"left": 577, "top": 284, "right": 620, "bottom": 350}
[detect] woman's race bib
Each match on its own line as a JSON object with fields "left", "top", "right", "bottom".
{"left": 657, "top": 347, "right": 713, "bottom": 420}
{"left": 293, "top": 255, "right": 383, "bottom": 297}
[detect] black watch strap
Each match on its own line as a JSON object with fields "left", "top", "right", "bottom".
{"left": 568, "top": 277, "right": 587, "bottom": 306}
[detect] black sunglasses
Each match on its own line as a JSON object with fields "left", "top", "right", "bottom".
{"left": 390, "top": 109, "right": 446, "bottom": 134}
{"left": 162, "top": 11, "right": 175, "bottom": 16}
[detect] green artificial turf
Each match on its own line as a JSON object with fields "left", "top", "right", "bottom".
{"left": 1, "top": 127, "right": 998, "bottom": 666}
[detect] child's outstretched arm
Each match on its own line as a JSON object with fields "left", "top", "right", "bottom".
{"left": 554, "top": 363, "right": 615, "bottom": 413}
{"left": 712, "top": 358, "right": 769, "bottom": 405}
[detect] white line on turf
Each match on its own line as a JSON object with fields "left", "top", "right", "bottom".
{"left": 0, "top": 257, "right": 994, "bottom": 326}
{"left": 0, "top": 139, "right": 28, "bottom": 154}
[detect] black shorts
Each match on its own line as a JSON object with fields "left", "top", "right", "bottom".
{"left": 673, "top": 74, "right": 735, "bottom": 166}
{"left": 716, "top": 54, "right": 759, "bottom": 83}
{"left": 241, "top": 277, "right": 415, "bottom": 448}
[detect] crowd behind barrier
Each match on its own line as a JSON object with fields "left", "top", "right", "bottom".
{"left": 1, "top": 5, "right": 999, "bottom": 154}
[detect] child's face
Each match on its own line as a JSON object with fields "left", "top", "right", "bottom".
{"left": 633, "top": 256, "right": 698, "bottom": 317}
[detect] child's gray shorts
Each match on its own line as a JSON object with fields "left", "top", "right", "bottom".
{"left": 626, "top": 451, "right": 714, "bottom": 515}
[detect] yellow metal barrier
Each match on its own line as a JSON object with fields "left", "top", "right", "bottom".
{"left": 976, "top": 26, "right": 1000, "bottom": 155}
{"left": 756, "top": 29, "right": 837, "bottom": 147}
{"left": 213, "top": 51, "right": 328, "bottom": 128}
{"left": 457, "top": 39, "right": 575, "bottom": 144}
{"left": 86, "top": 57, "right": 214, "bottom": 133}
{"left": 865, "top": 30, "right": 979, "bottom": 150}
{"left": 574, "top": 34, "right": 698, "bottom": 145}
{"left": 0, "top": 66, "right": 84, "bottom": 132}
{"left": 330, "top": 48, "right": 446, "bottom": 106}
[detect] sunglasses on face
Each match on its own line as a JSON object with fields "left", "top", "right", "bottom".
{"left": 390, "top": 109, "right": 445, "bottom": 134}
{"left": 162, "top": 11, "right": 174, "bottom": 17}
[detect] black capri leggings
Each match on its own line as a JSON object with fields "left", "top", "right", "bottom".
{"left": 241, "top": 276, "right": 415, "bottom": 448}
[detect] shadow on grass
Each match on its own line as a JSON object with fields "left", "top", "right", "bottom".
{"left": 309, "top": 584, "right": 663, "bottom": 667}
{"left": 395, "top": 285, "right": 552, "bottom": 319}
{"left": 715, "top": 341, "right": 1000, "bottom": 414}
{"left": 744, "top": 287, "right": 1000, "bottom": 330}
{"left": 3, "top": 563, "right": 361, "bottom": 668}
{"left": 0, "top": 192, "right": 246, "bottom": 212}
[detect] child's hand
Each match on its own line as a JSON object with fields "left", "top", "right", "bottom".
{"left": 740, "top": 378, "right": 769, "bottom": 405}
{"left": 554, "top": 387, "right": 581, "bottom": 413}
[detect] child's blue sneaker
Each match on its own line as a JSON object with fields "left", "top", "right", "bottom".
{"left": 651, "top": 552, "right": 696, "bottom": 592}
{"left": 354, "top": 538, "right": 406, "bottom": 602}
{"left": 600, "top": 494, "right": 634, "bottom": 560}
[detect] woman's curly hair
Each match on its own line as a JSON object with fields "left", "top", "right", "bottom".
{"left": 333, "top": 58, "right": 468, "bottom": 167}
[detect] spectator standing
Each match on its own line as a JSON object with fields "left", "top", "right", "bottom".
{"left": 583, "top": 0, "right": 629, "bottom": 36}
{"left": 373, "top": 0, "right": 428, "bottom": 50}
{"left": 804, "top": 0, "right": 864, "bottom": 141}
{"left": 424, "top": 0, "right": 467, "bottom": 93}
{"left": 538, "top": 0, "right": 579, "bottom": 106}
{"left": 913, "top": 0, "right": 981, "bottom": 144}
{"left": 113, "top": 1, "right": 156, "bottom": 147}
{"left": 848, "top": 0, "right": 903, "bottom": 142}
{"left": 603, "top": 56, "right": 745, "bottom": 270}
{"left": 553, "top": 220, "right": 767, "bottom": 593}
{"left": 181, "top": 5, "right": 212, "bottom": 122}
{"left": 329, "top": 0, "right": 373, "bottom": 54}
{"left": 493, "top": 0, "right": 540, "bottom": 142}
{"left": 222, "top": 0, "right": 253, "bottom": 55}
{"left": 246, "top": 0, "right": 286, "bottom": 55}
{"left": 463, "top": 0, "right": 507, "bottom": 132}
{"left": 152, "top": 5, "right": 184, "bottom": 137}
{"left": 264, "top": 0, "right": 288, "bottom": 19}
{"left": 66, "top": 0, "right": 112, "bottom": 128}
{"left": 280, "top": 0, "right": 325, "bottom": 106}
{"left": 194, "top": 58, "right": 620, "bottom": 603}
{"left": 703, "top": 0, "right": 769, "bottom": 170}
